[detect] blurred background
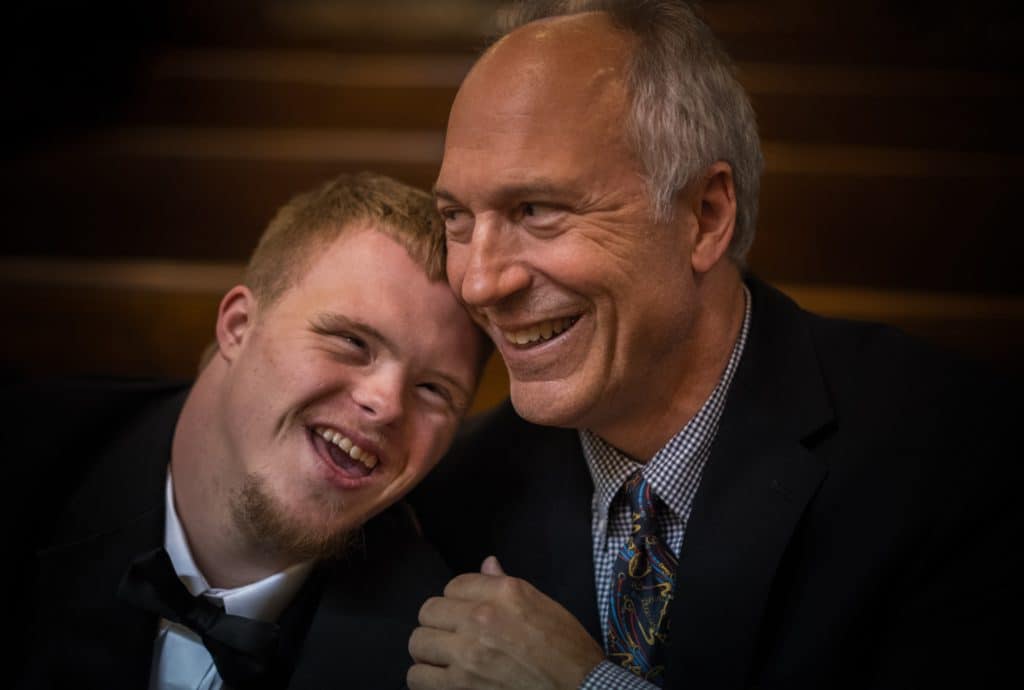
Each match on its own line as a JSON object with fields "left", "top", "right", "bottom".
{"left": 0, "top": 0, "right": 1021, "bottom": 413}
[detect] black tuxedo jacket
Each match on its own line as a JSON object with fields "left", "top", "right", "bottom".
{"left": 411, "top": 277, "right": 1020, "bottom": 689}
{"left": 7, "top": 380, "right": 449, "bottom": 689}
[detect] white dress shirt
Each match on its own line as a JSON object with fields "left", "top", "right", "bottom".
{"left": 150, "top": 471, "right": 313, "bottom": 690}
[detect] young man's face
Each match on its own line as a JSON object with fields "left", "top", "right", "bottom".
{"left": 219, "top": 226, "right": 484, "bottom": 558}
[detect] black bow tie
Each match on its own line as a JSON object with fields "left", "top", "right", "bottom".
{"left": 117, "top": 547, "right": 282, "bottom": 689}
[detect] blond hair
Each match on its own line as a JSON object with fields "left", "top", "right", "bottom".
{"left": 245, "top": 171, "right": 446, "bottom": 306}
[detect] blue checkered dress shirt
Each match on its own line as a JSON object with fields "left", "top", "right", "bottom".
{"left": 579, "top": 287, "right": 751, "bottom": 689}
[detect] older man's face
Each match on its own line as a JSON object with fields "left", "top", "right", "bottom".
{"left": 436, "top": 15, "right": 702, "bottom": 443}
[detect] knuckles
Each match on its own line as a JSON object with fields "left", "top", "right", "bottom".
{"left": 469, "top": 601, "right": 499, "bottom": 627}
{"left": 459, "top": 636, "right": 502, "bottom": 673}
{"left": 495, "top": 575, "right": 531, "bottom": 601}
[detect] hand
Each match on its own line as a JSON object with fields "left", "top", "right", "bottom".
{"left": 408, "top": 556, "right": 605, "bottom": 689}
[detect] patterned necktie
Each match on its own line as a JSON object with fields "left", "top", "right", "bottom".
{"left": 607, "top": 471, "right": 679, "bottom": 686}
{"left": 117, "top": 547, "right": 283, "bottom": 689}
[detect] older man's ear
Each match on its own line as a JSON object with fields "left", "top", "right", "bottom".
{"left": 687, "top": 161, "right": 737, "bottom": 275}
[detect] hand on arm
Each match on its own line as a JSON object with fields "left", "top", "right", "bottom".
{"left": 407, "top": 556, "right": 606, "bottom": 690}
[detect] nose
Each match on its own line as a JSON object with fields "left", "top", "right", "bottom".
{"left": 350, "top": 365, "right": 404, "bottom": 427}
{"left": 448, "top": 216, "right": 531, "bottom": 308}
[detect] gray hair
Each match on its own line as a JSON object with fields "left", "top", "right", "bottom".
{"left": 497, "top": 0, "right": 763, "bottom": 264}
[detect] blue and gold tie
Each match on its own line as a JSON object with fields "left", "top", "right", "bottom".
{"left": 607, "top": 472, "right": 678, "bottom": 685}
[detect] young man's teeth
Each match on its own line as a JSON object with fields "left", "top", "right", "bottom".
{"left": 316, "top": 427, "right": 378, "bottom": 469}
{"left": 505, "top": 317, "right": 574, "bottom": 345}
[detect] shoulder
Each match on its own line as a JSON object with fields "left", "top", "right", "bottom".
{"left": 747, "top": 276, "right": 1011, "bottom": 435}
{"left": 2, "top": 376, "right": 190, "bottom": 436}
{"left": 2, "top": 377, "right": 190, "bottom": 539}
{"left": 3, "top": 376, "right": 190, "bottom": 477}
{"left": 417, "top": 400, "right": 579, "bottom": 499}
{"left": 408, "top": 401, "right": 584, "bottom": 571}
{"left": 323, "top": 500, "right": 453, "bottom": 608}
{"left": 752, "top": 279, "right": 1018, "bottom": 545}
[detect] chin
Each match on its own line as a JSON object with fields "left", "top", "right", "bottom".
{"left": 509, "top": 380, "right": 593, "bottom": 430}
{"left": 234, "top": 474, "right": 357, "bottom": 561}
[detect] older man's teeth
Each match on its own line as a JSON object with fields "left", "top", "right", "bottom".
{"left": 315, "top": 427, "right": 378, "bottom": 469}
{"left": 504, "top": 317, "right": 575, "bottom": 346}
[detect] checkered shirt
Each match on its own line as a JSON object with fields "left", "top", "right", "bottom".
{"left": 579, "top": 286, "right": 751, "bottom": 689}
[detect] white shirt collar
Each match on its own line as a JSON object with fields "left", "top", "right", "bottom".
{"left": 163, "top": 469, "right": 314, "bottom": 622}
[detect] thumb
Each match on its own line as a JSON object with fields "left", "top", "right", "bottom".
{"left": 480, "top": 555, "right": 506, "bottom": 576}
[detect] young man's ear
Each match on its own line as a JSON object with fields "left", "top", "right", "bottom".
{"left": 215, "top": 285, "right": 257, "bottom": 363}
{"left": 687, "top": 160, "right": 737, "bottom": 274}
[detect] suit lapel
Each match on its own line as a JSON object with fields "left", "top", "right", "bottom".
{"left": 30, "top": 389, "right": 185, "bottom": 689}
{"left": 495, "top": 423, "right": 602, "bottom": 640}
{"left": 288, "top": 507, "right": 456, "bottom": 689}
{"left": 664, "top": 278, "right": 834, "bottom": 689}
{"left": 287, "top": 571, "right": 417, "bottom": 689}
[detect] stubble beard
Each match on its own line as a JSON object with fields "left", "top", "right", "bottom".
{"left": 231, "top": 473, "right": 356, "bottom": 562}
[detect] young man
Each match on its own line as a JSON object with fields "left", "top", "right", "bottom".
{"left": 10, "top": 172, "right": 488, "bottom": 689}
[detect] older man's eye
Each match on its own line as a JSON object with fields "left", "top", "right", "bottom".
{"left": 519, "top": 201, "right": 563, "bottom": 219}
{"left": 517, "top": 202, "right": 565, "bottom": 233}
{"left": 440, "top": 206, "right": 473, "bottom": 241}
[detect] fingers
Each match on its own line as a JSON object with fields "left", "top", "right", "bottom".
{"left": 406, "top": 662, "right": 446, "bottom": 690}
{"left": 480, "top": 555, "right": 506, "bottom": 576}
{"left": 418, "top": 595, "right": 478, "bottom": 631}
{"left": 444, "top": 571, "right": 532, "bottom": 602}
{"left": 408, "top": 625, "right": 459, "bottom": 667}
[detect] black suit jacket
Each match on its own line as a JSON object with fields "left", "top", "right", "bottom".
{"left": 411, "top": 277, "right": 1020, "bottom": 689}
{"left": 7, "top": 380, "right": 449, "bottom": 689}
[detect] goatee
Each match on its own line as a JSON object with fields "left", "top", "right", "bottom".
{"left": 232, "top": 473, "right": 356, "bottom": 562}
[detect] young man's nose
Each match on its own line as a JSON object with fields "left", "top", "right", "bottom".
{"left": 351, "top": 367, "right": 405, "bottom": 426}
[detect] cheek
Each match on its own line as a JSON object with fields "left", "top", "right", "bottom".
{"left": 445, "top": 248, "right": 469, "bottom": 291}
{"left": 401, "top": 418, "right": 457, "bottom": 476}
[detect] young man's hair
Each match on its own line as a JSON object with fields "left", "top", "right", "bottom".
{"left": 197, "top": 172, "right": 455, "bottom": 372}
{"left": 245, "top": 171, "right": 447, "bottom": 306}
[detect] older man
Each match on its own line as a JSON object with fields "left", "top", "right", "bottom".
{"left": 10, "top": 172, "right": 488, "bottom": 689}
{"left": 408, "top": 2, "right": 1017, "bottom": 689}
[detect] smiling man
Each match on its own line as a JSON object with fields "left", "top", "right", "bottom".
{"left": 408, "top": 2, "right": 1018, "bottom": 689}
{"left": 10, "top": 172, "right": 488, "bottom": 689}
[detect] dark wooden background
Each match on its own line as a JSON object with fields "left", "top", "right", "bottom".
{"left": 1, "top": 0, "right": 1021, "bottom": 412}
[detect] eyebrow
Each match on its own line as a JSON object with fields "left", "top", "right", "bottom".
{"left": 311, "top": 312, "right": 395, "bottom": 354}
{"left": 311, "top": 311, "right": 474, "bottom": 406}
{"left": 433, "top": 186, "right": 459, "bottom": 203}
{"left": 434, "top": 180, "right": 576, "bottom": 206}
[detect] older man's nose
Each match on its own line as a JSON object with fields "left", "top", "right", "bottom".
{"left": 449, "top": 220, "right": 531, "bottom": 308}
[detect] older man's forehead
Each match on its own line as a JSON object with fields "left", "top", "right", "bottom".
{"left": 446, "top": 31, "right": 631, "bottom": 146}
{"left": 466, "top": 12, "right": 633, "bottom": 99}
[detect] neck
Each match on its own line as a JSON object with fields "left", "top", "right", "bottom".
{"left": 594, "top": 264, "right": 746, "bottom": 461}
{"left": 171, "top": 360, "right": 294, "bottom": 588}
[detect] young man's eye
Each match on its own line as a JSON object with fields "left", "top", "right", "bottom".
{"left": 339, "top": 333, "right": 367, "bottom": 350}
{"left": 418, "top": 382, "right": 452, "bottom": 405}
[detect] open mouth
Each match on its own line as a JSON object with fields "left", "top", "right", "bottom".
{"left": 309, "top": 426, "right": 379, "bottom": 479}
{"left": 501, "top": 315, "right": 579, "bottom": 348}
